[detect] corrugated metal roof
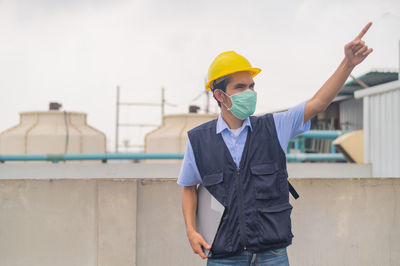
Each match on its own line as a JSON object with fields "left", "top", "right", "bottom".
{"left": 340, "top": 70, "right": 398, "bottom": 96}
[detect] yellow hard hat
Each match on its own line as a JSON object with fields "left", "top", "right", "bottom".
{"left": 205, "top": 51, "right": 261, "bottom": 91}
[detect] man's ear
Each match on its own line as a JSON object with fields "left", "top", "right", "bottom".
{"left": 213, "top": 89, "right": 225, "bottom": 105}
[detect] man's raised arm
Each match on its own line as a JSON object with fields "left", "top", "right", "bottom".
{"left": 304, "top": 22, "right": 373, "bottom": 123}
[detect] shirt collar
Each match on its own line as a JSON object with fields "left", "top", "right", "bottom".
{"left": 216, "top": 113, "right": 253, "bottom": 134}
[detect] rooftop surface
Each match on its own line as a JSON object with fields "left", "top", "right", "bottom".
{"left": 340, "top": 70, "right": 398, "bottom": 95}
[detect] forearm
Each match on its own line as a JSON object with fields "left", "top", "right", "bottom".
{"left": 182, "top": 185, "right": 198, "bottom": 234}
{"left": 312, "top": 58, "right": 354, "bottom": 111}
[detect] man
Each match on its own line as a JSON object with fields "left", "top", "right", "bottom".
{"left": 178, "top": 23, "right": 373, "bottom": 266}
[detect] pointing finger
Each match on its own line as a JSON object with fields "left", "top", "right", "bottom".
{"left": 354, "top": 22, "right": 372, "bottom": 40}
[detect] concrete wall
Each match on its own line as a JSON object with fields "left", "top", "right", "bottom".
{"left": 0, "top": 163, "right": 399, "bottom": 266}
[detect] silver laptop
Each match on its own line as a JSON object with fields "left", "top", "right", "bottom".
{"left": 196, "top": 185, "right": 225, "bottom": 256}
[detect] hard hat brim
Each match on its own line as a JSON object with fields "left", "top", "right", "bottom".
{"left": 206, "top": 67, "right": 261, "bottom": 91}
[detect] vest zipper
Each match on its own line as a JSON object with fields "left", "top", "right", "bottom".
{"left": 236, "top": 168, "right": 247, "bottom": 250}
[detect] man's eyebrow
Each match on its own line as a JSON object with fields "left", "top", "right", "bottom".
{"left": 234, "top": 82, "right": 255, "bottom": 88}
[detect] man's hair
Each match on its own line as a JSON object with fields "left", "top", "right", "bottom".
{"left": 211, "top": 75, "right": 231, "bottom": 107}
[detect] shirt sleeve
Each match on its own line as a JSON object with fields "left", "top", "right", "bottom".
{"left": 177, "top": 140, "right": 203, "bottom": 186}
{"left": 273, "top": 101, "right": 311, "bottom": 153}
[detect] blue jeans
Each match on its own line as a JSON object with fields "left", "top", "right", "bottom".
{"left": 207, "top": 248, "right": 289, "bottom": 266}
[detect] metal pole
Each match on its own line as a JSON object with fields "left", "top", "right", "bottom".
{"left": 205, "top": 76, "right": 210, "bottom": 114}
{"left": 115, "top": 85, "right": 120, "bottom": 153}
{"left": 0, "top": 152, "right": 345, "bottom": 162}
{"left": 161, "top": 87, "right": 165, "bottom": 118}
{"left": 205, "top": 90, "right": 210, "bottom": 114}
{"left": 350, "top": 74, "right": 369, "bottom": 88}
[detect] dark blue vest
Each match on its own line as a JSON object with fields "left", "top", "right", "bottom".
{"left": 188, "top": 114, "right": 293, "bottom": 258}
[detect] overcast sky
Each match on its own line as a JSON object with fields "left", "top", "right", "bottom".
{"left": 0, "top": 0, "right": 399, "bottom": 152}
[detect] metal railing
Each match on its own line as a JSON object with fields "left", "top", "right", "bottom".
{"left": 288, "top": 130, "right": 349, "bottom": 155}
{"left": 0, "top": 152, "right": 345, "bottom": 163}
{"left": 0, "top": 153, "right": 184, "bottom": 163}
{"left": 0, "top": 130, "right": 350, "bottom": 163}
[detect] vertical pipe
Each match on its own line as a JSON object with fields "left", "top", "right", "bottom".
{"left": 115, "top": 86, "right": 120, "bottom": 153}
{"left": 287, "top": 140, "right": 292, "bottom": 154}
{"left": 331, "top": 144, "right": 336, "bottom": 153}
{"left": 300, "top": 137, "right": 305, "bottom": 153}
{"left": 161, "top": 87, "right": 165, "bottom": 118}
{"left": 205, "top": 90, "right": 210, "bottom": 114}
{"left": 294, "top": 140, "right": 299, "bottom": 150}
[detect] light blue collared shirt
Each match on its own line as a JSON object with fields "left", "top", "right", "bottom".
{"left": 216, "top": 111, "right": 253, "bottom": 169}
{"left": 177, "top": 101, "right": 311, "bottom": 186}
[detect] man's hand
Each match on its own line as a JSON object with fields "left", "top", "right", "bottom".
{"left": 187, "top": 229, "right": 211, "bottom": 259}
{"left": 344, "top": 22, "right": 373, "bottom": 68}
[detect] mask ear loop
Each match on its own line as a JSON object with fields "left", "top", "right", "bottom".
{"left": 219, "top": 90, "right": 232, "bottom": 111}
{"left": 212, "top": 80, "right": 232, "bottom": 111}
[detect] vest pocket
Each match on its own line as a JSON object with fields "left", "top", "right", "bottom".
{"left": 257, "top": 202, "right": 293, "bottom": 244}
{"left": 202, "top": 172, "right": 226, "bottom": 206}
{"left": 250, "top": 163, "right": 280, "bottom": 200}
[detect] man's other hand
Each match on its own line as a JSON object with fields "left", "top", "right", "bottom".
{"left": 187, "top": 230, "right": 211, "bottom": 259}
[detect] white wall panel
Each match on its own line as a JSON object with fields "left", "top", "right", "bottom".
{"left": 355, "top": 81, "right": 400, "bottom": 177}
{"left": 339, "top": 98, "right": 363, "bottom": 130}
